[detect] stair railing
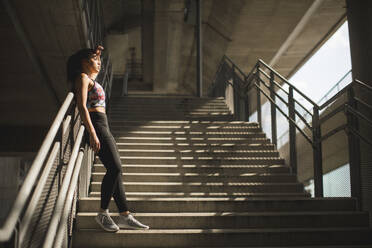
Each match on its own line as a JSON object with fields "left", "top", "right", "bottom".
{"left": 121, "top": 69, "right": 129, "bottom": 97}
{"left": 277, "top": 69, "right": 352, "bottom": 147}
{"left": 209, "top": 55, "right": 372, "bottom": 204}
{"left": 0, "top": 93, "right": 93, "bottom": 248}
{"left": 0, "top": 0, "right": 113, "bottom": 246}
{"left": 82, "top": 0, "right": 105, "bottom": 48}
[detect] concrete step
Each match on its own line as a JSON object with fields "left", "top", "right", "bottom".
{"left": 72, "top": 227, "right": 372, "bottom": 247}
{"left": 92, "top": 164, "right": 291, "bottom": 174}
{"left": 110, "top": 98, "right": 227, "bottom": 104}
{"left": 91, "top": 172, "right": 297, "bottom": 183}
{"left": 110, "top": 131, "right": 267, "bottom": 139}
{"left": 108, "top": 116, "right": 235, "bottom": 121}
{"left": 115, "top": 143, "right": 275, "bottom": 150}
{"left": 76, "top": 211, "right": 369, "bottom": 230}
{"left": 108, "top": 120, "right": 260, "bottom": 127}
{"left": 78, "top": 197, "right": 358, "bottom": 213}
{"left": 109, "top": 103, "right": 228, "bottom": 106}
{"left": 109, "top": 107, "right": 230, "bottom": 111}
{"left": 110, "top": 101, "right": 228, "bottom": 105}
{"left": 94, "top": 157, "right": 285, "bottom": 166}
{"left": 89, "top": 191, "right": 310, "bottom": 198}
{"left": 111, "top": 137, "right": 271, "bottom": 145}
{"left": 114, "top": 150, "right": 279, "bottom": 158}
{"left": 109, "top": 111, "right": 232, "bottom": 116}
{"left": 109, "top": 107, "right": 228, "bottom": 110}
{"left": 89, "top": 182, "right": 306, "bottom": 193}
{"left": 110, "top": 126, "right": 262, "bottom": 132}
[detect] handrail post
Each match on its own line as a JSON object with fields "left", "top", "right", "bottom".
{"left": 256, "top": 66, "right": 262, "bottom": 125}
{"left": 346, "top": 85, "right": 361, "bottom": 209}
{"left": 121, "top": 71, "right": 128, "bottom": 97}
{"left": 312, "top": 106, "right": 323, "bottom": 197}
{"left": 270, "top": 71, "right": 277, "bottom": 146}
{"left": 232, "top": 65, "right": 239, "bottom": 120}
{"left": 244, "top": 75, "right": 250, "bottom": 122}
{"left": 288, "top": 86, "right": 297, "bottom": 174}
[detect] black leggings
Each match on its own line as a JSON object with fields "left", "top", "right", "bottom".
{"left": 86, "top": 111, "right": 129, "bottom": 212}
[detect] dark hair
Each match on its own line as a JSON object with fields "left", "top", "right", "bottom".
{"left": 66, "top": 48, "right": 95, "bottom": 92}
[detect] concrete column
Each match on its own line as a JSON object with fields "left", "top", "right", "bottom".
{"left": 346, "top": 0, "right": 372, "bottom": 224}
{"left": 142, "top": 0, "right": 155, "bottom": 88}
{"left": 0, "top": 157, "right": 21, "bottom": 225}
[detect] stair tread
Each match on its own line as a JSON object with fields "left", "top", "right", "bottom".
{"left": 91, "top": 172, "right": 293, "bottom": 176}
{"left": 90, "top": 182, "right": 302, "bottom": 186}
{"left": 80, "top": 196, "right": 354, "bottom": 201}
{"left": 75, "top": 97, "right": 369, "bottom": 247}
{"left": 77, "top": 211, "right": 367, "bottom": 217}
{"left": 93, "top": 164, "right": 288, "bottom": 167}
{"left": 76, "top": 227, "right": 372, "bottom": 233}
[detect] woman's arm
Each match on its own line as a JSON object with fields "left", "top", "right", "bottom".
{"left": 75, "top": 73, "right": 100, "bottom": 152}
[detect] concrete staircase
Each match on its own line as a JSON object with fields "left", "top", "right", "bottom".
{"left": 72, "top": 96, "right": 372, "bottom": 247}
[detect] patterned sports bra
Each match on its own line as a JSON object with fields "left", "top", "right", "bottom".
{"left": 86, "top": 79, "right": 106, "bottom": 109}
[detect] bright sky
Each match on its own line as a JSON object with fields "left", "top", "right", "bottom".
{"left": 289, "top": 21, "right": 352, "bottom": 107}
{"left": 259, "top": 21, "right": 352, "bottom": 145}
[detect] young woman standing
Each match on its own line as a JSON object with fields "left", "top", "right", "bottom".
{"left": 67, "top": 45, "right": 149, "bottom": 232}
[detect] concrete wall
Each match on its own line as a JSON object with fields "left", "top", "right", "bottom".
{"left": 106, "top": 27, "right": 142, "bottom": 76}
{"left": 0, "top": 156, "right": 33, "bottom": 225}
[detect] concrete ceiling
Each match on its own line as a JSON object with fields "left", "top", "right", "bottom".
{"left": 101, "top": 0, "right": 346, "bottom": 95}
{"left": 0, "top": 0, "right": 86, "bottom": 126}
{"left": 0, "top": 0, "right": 347, "bottom": 152}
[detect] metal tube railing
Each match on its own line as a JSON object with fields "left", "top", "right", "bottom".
{"left": 19, "top": 142, "right": 60, "bottom": 246}
{"left": 0, "top": 93, "right": 74, "bottom": 242}
{"left": 42, "top": 126, "right": 85, "bottom": 248}
{"left": 0, "top": 0, "right": 112, "bottom": 247}
{"left": 209, "top": 55, "right": 372, "bottom": 201}
{"left": 257, "top": 59, "right": 318, "bottom": 107}
{"left": 54, "top": 147, "right": 85, "bottom": 247}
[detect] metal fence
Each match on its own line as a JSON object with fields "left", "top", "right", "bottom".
{"left": 209, "top": 55, "right": 372, "bottom": 207}
{"left": 277, "top": 69, "right": 352, "bottom": 148}
{"left": 0, "top": 0, "right": 114, "bottom": 247}
{"left": 0, "top": 94, "right": 89, "bottom": 248}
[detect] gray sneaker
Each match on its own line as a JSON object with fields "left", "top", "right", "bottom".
{"left": 117, "top": 214, "right": 150, "bottom": 230}
{"left": 95, "top": 211, "right": 119, "bottom": 232}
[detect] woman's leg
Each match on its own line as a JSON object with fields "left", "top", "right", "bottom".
{"left": 94, "top": 115, "right": 129, "bottom": 212}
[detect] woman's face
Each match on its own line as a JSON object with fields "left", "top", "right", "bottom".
{"left": 83, "top": 53, "right": 101, "bottom": 73}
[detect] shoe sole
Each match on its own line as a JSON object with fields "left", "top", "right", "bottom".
{"left": 95, "top": 216, "right": 119, "bottom": 232}
{"left": 118, "top": 224, "right": 150, "bottom": 230}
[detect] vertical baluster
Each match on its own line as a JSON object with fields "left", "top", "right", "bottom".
{"left": 232, "top": 65, "right": 238, "bottom": 120}
{"left": 312, "top": 106, "right": 323, "bottom": 197}
{"left": 346, "top": 85, "right": 361, "bottom": 209}
{"left": 256, "top": 66, "right": 262, "bottom": 125}
{"left": 288, "top": 87, "right": 297, "bottom": 174}
{"left": 244, "top": 76, "right": 250, "bottom": 122}
{"left": 270, "top": 71, "right": 277, "bottom": 146}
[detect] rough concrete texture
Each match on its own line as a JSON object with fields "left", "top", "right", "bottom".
{"left": 106, "top": 27, "right": 142, "bottom": 76}
{"left": 0, "top": 0, "right": 86, "bottom": 126}
{"left": 136, "top": 0, "right": 345, "bottom": 95}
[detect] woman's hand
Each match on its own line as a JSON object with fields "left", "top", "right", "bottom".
{"left": 90, "top": 133, "right": 101, "bottom": 153}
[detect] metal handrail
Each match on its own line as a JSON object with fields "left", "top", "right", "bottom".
{"left": 122, "top": 70, "right": 129, "bottom": 96}
{"left": 254, "top": 82, "right": 313, "bottom": 144}
{"left": 277, "top": 69, "right": 353, "bottom": 144}
{"left": 19, "top": 142, "right": 60, "bottom": 244}
{"left": 0, "top": 0, "right": 109, "bottom": 246}
{"left": 54, "top": 146, "right": 85, "bottom": 247}
{"left": 0, "top": 93, "right": 74, "bottom": 242}
{"left": 257, "top": 59, "right": 319, "bottom": 107}
{"left": 43, "top": 126, "right": 85, "bottom": 248}
{"left": 317, "top": 69, "right": 352, "bottom": 106}
{"left": 210, "top": 55, "right": 372, "bottom": 200}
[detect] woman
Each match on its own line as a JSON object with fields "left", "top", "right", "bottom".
{"left": 67, "top": 45, "right": 149, "bottom": 232}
